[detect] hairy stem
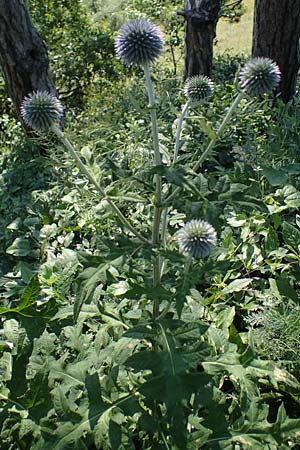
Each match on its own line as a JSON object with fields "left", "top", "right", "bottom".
{"left": 144, "top": 62, "right": 162, "bottom": 320}
{"left": 173, "top": 101, "right": 189, "bottom": 164}
{"left": 51, "top": 124, "right": 149, "bottom": 244}
{"left": 160, "top": 100, "right": 190, "bottom": 278}
{"left": 183, "top": 255, "right": 193, "bottom": 289}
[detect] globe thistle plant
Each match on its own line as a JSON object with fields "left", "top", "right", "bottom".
{"left": 239, "top": 57, "right": 281, "bottom": 96}
{"left": 183, "top": 75, "right": 214, "bottom": 104}
{"left": 20, "top": 92, "right": 149, "bottom": 245}
{"left": 115, "top": 20, "right": 165, "bottom": 318}
{"left": 177, "top": 219, "right": 217, "bottom": 259}
{"left": 21, "top": 91, "right": 63, "bottom": 131}
{"left": 115, "top": 19, "right": 164, "bottom": 67}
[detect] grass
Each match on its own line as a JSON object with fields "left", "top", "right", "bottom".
{"left": 215, "top": 0, "right": 254, "bottom": 55}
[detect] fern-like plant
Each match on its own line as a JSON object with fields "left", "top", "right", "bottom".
{"left": 247, "top": 302, "right": 300, "bottom": 373}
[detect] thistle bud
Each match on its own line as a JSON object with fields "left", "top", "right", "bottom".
{"left": 21, "top": 91, "right": 63, "bottom": 131}
{"left": 183, "top": 75, "right": 214, "bottom": 103}
{"left": 177, "top": 219, "right": 217, "bottom": 259}
{"left": 115, "top": 19, "right": 164, "bottom": 67}
{"left": 239, "top": 57, "right": 281, "bottom": 96}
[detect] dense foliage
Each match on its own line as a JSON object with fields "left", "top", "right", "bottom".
{"left": 1, "top": 2, "right": 300, "bottom": 449}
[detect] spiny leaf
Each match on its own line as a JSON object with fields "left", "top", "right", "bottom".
{"left": 42, "top": 393, "right": 136, "bottom": 450}
{"left": 74, "top": 256, "right": 124, "bottom": 322}
{"left": 192, "top": 115, "right": 217, "bottom": 139}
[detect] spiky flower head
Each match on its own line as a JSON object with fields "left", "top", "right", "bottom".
{"left": 21, "top": 91, "right": 63, "bottom": 131}
{"left": 115, "top": 19, "right": 164, "bottom": 67}
{"left": 183, "top": 75, "right": 214, "bottom": 103}
{"left": 239, "top": 57, "right": 281, "bottom": 96}
{"left": 177, "top": 219, "right": 217, "bottom": 259}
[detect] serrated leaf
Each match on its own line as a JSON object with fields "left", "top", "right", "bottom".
{"left": 74, "top": 256, "right": 124, "bottom": 322}
{"left": 192, "top": 115, "right": 216, "bottom": 139}
{"left": 42, "top": 393, "right": 136, "bottom": 450}
{"left": 52, "top": 386, "right": 71, "bottom": 417}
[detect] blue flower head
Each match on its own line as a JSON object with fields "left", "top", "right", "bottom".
{"left": 177, "top": 219, "right": 217, "bottom": 259}
{"left": 239, "top": 58, "right": 281, "bottom": 96}
{"left": 184, "top": 75, "right": 214, "bottom": 103}
{"left": 21, "top": 91, "right": 63, "bottom": 131}
{"left": 115, "top": 19, "right": 164, "bottom": 67}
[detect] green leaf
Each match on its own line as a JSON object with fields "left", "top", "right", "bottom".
{"left": 283, "top": 185, "right": 300, "bottom": 208}
{"left": 149, "top": 165, "right": 203, "bottom": 197}
{"left": 125, "top": 350, "right": 162, "bottom": 375}
{"left": 276, "top": 275, "right": 298, "bottom": 302}
{"left": 0, "top": 352, "right": 12, "bottom": 381}
{"left": 109, "top": 421, "right": 122, "bottom": 450}
{"left": 221, "top": 278, "right": 253, "bottom": 295}
{"left": 52, "top": 386, "right": 71, "bottom": 417}
{"left": 19, "top": 274, "right": 41, "bottom": 309}
{"left": 108, "top": 192, "right": 146, "bottom": 203}
{"left": 192, "top": 115, "right": 217, "bottom": 139}
{"left": 262, "top": 166, "right": 288, "bottom": 186}
{"left": 265, "top": 226, "right": 279, "bottom": 252}
{"left": 6, "top": 237, "right": 31, "bottom": 256}
{"left": 0, "top": 275, "right": 40, "bottom": 316}
{"left": 74, "top": 256, "right": 124, "bottom": 322}
{"left": 85, "top": 373, "right": 104, "bottom": 430}
{"left": 283, "top": 163, "right": 300, "bottom": 174}
{"left": 282, "top": 222, "right": 300, "bottom": 250}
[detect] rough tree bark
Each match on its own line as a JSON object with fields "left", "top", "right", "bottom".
{"left": 252, "top": 0, "right": 300, "bottom": 102}
{"left": 180, "top": 0, "right": 221, "bottom": 79}
{"left": 0, "top": 0, "right": 57, "bottom": 125}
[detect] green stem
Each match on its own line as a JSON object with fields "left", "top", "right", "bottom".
{"left": 143, "top": 62, "right": 162, "bottom": 320}
{"left": 165, "top": 91, "right": 245, "bottom": 204}
{"left": 159, "top": 100, "right": 190, "bottom": 278}
{"left": 161, "top": 431, "right": 172, "bottom": 450}
{"left": 183, "top": 255, "right": 193, "bottom": 289}
{"left": 173, "top": 100, "right": 189, "bottom": 164}
{"left": 51, "top": 124, "right": 149, "bottom": 244}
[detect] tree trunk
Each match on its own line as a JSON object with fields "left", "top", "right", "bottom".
{"left": 182, "top": 0, "right": 221, "bottom": 79}
{"left": 0, "top": 0, "right": 57, "bottom": 125}
{"left": 252, "top": 0, "right": 300, "bottom": 102}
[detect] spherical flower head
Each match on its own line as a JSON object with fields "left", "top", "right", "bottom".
{"left": 239, "top": 57, "right": 281, "bottom": 96}
{"left": 183, "top": 75, "right": 214, "bottom": 103}
{"left": 177, "top": 219, "right": 217, "bottom": 259}
{"left": 115, "top": 19, "right": 164, "bottom": 67}
{"left": 21, "top": 91, "right": 63, "bottom": 131}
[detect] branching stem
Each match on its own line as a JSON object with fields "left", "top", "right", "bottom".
{"left": 165, "top": 91, "right": 245, "bottom": 204}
